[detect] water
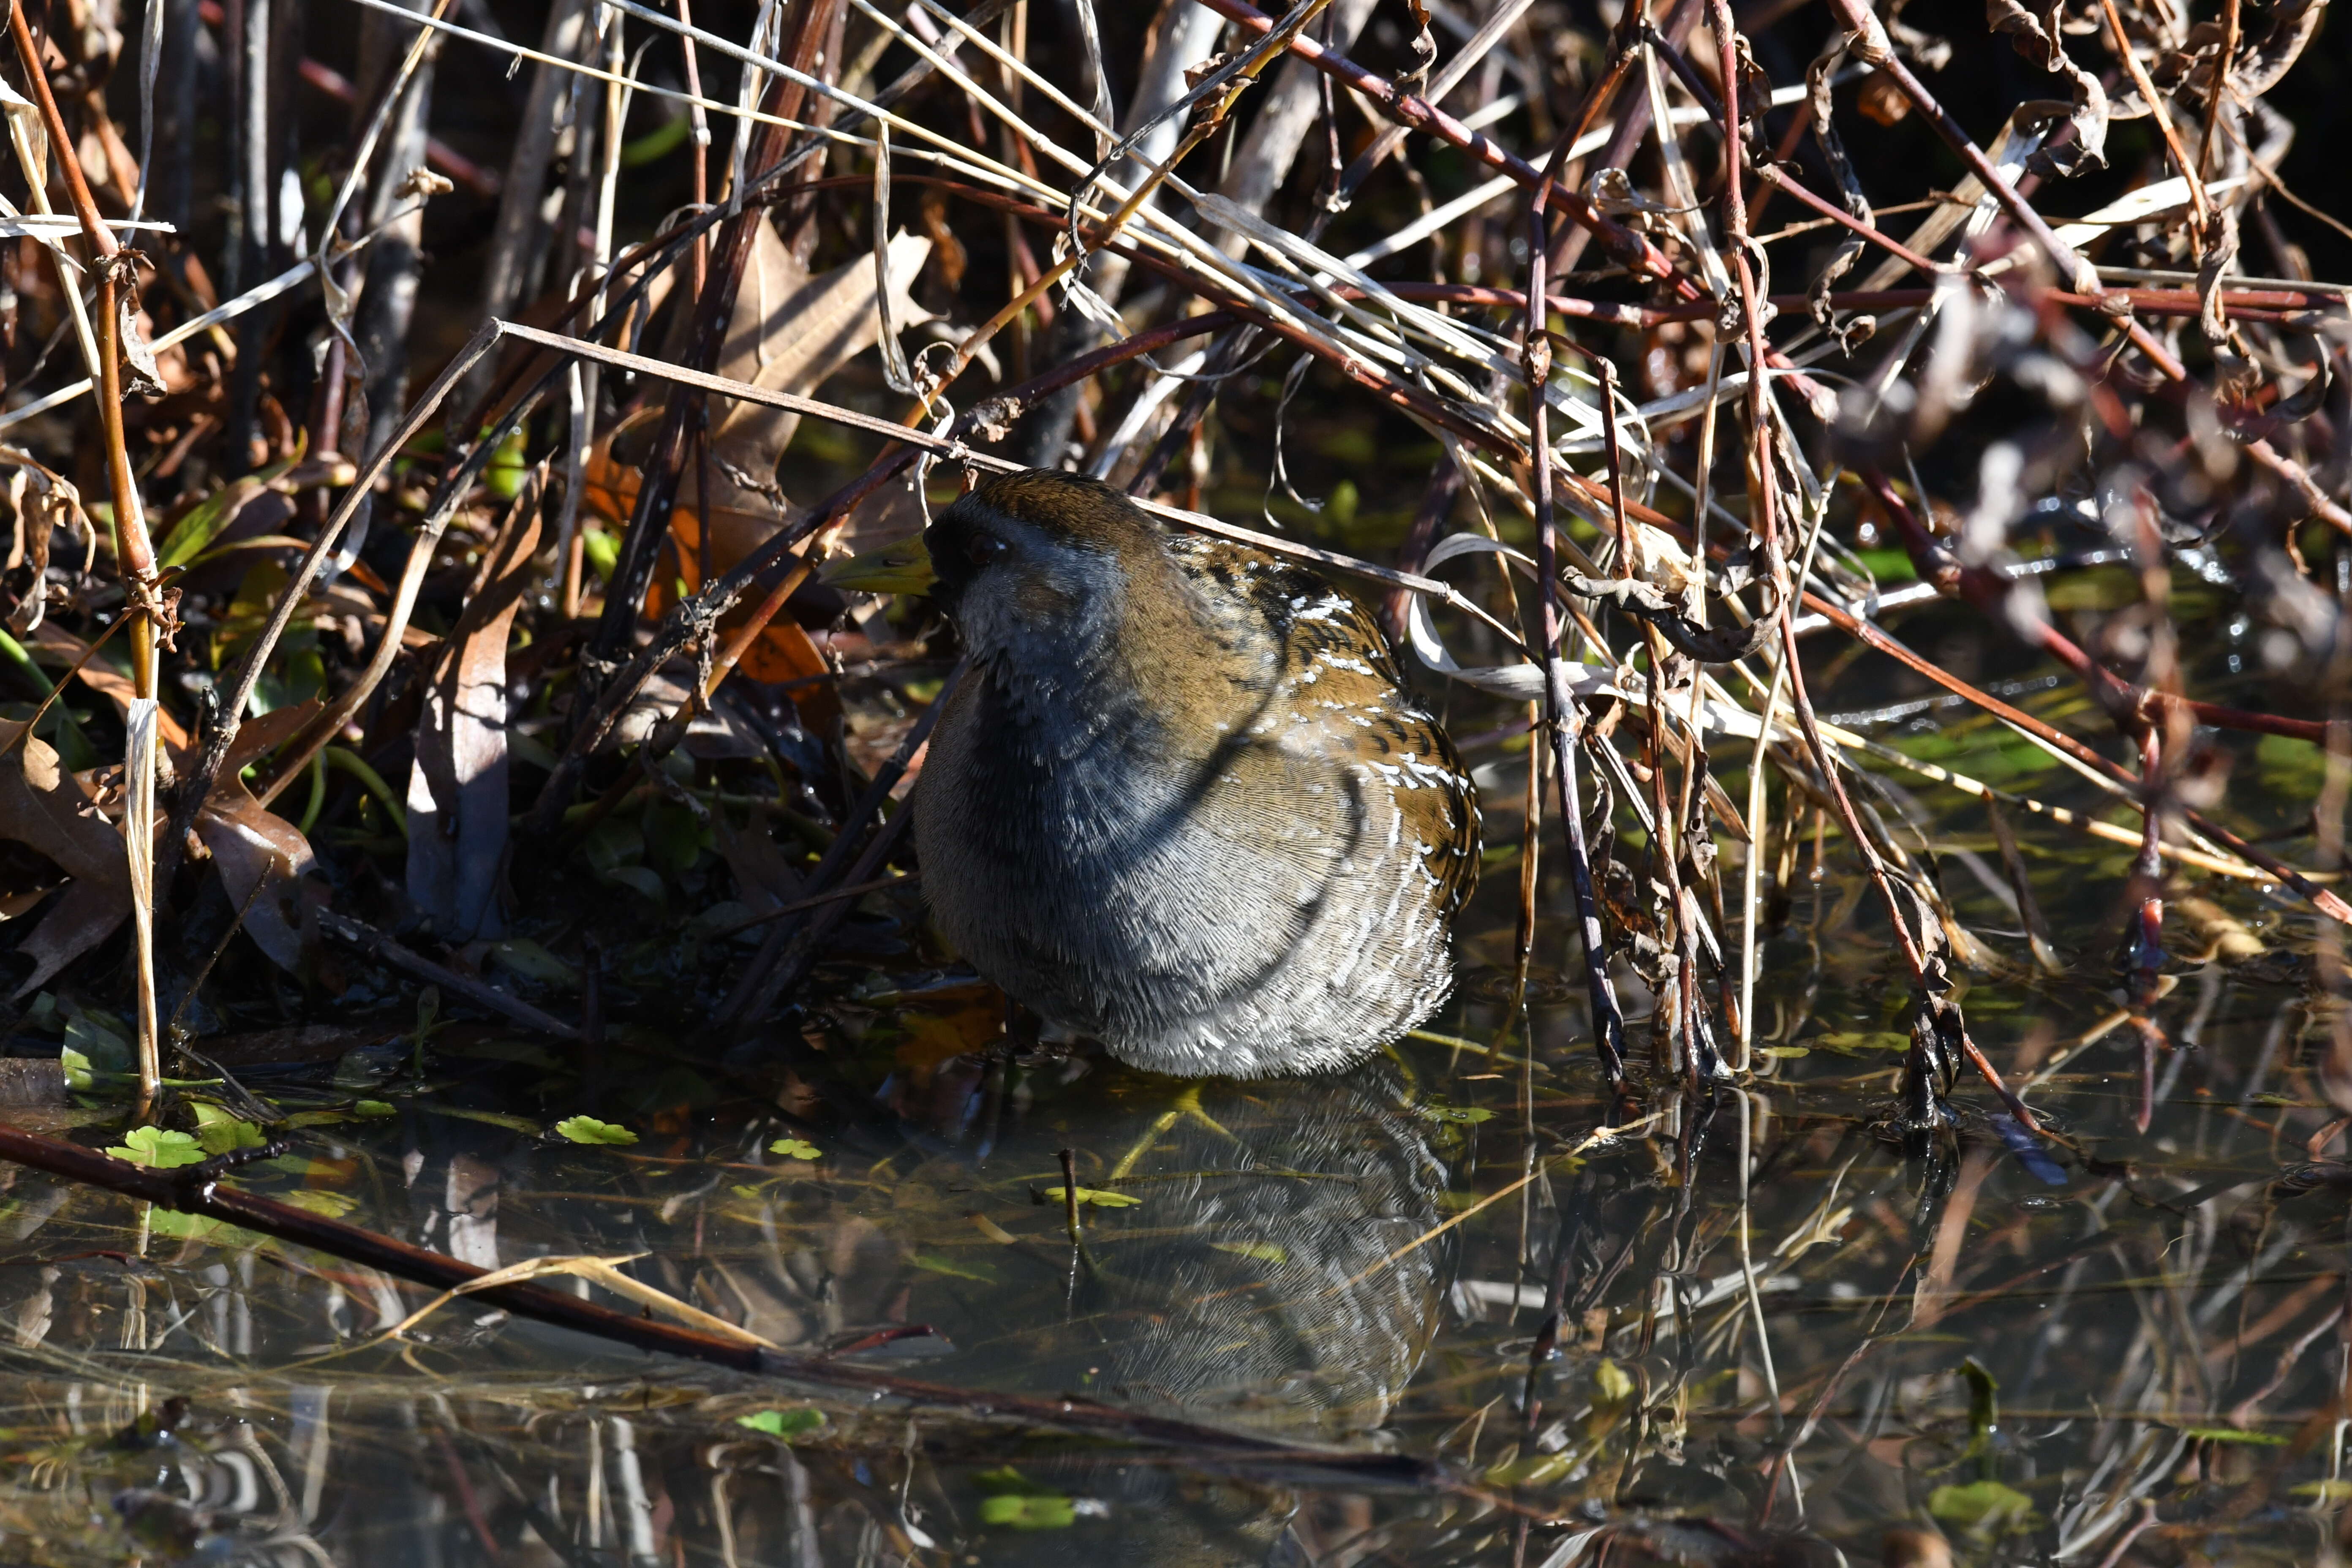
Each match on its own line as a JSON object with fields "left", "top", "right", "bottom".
{"left": 1, "top": 700, "right": 2341, "bottom": 1566}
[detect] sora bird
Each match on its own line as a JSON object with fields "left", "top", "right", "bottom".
{"left": 894, "top": 468, "right": 1478, "bottom": 1078}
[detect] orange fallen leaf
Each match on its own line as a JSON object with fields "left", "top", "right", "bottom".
{"left": 581, "top": 446, "right": 839, "bottom": 730}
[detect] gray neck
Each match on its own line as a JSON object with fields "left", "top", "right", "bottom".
{"left": 959, "top": 549, "right": 1172, "bottom": 766}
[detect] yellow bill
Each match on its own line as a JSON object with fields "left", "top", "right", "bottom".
{"left": 820, "top": 534, "right": 936, "bottom": 596}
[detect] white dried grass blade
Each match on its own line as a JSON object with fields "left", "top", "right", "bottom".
{"left": 1981, "top": 174, "right": 2252, "bottom": 274}
{"left": 1643, "top": 41, "right": 1731, "bottom": 297}
{"left": 1342, "top": 173, "right": 1514, "bottom": 270}
{"left": 124, "top": 696, "right": 160, "bottom": 1099}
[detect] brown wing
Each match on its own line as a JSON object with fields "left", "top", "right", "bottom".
{"left": 1171, "top": 536, "right": 1481, "bottom": 917}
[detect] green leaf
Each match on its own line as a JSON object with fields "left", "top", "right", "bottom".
{"left": 582, "top": 523, "right": 620, "bottom": 585}
{"left": 156, "top": 459, "right": 297, "bottom": 569}
{"left": 280, "top": 1189, "right": 360, "bottom": 1219}
{"left": 108, "top": 1127, "right": 206, "bottom": 1169}
{"left": 555, "top": 1116, "right": 639, "bottom": 1146}
{"left": 147, "top": 1209, "right": 221, "bottom": 1241}
{"left": 583, "top": 819, "right": 644, "bottom": 873}
{"left": 1592, "top": 1359, "right": 1635, "bottom": 1407}
{"left": 979, "top": 1494, "right": 1075, "bottom": 1530}
{"left": 59, "top": 1048, "right": 91, "bottom": 1091}
{"left": 1927, "top": 1480, "right": 2038, "bottom": 1534}
{"left": 621, "top": 112, "right": 691, "bottom": 168}
{"left": 1958, "top": 1357, "right": 1998, "bottom": 1464}
{"left": 490, "top": 939, "right": 579, "bottom": 987}
{"left": 600, "top": 865, "right": 668, "bottom": 904}
{"left": 911, "top": 1252, "right": 997, "bottom": 1283}
{"left": 63, "top": 1010, "right": 131, "bottom": 1075}
{"left": 1413, "top": 1102, "right": 1494, "bottom": 1124}
{"left": 1209, "top": 1239, "right": 1288, "bottom": 1264}
{"left": 645, "top": 802, "right": 708, "bottom": 877}
{"left": 2177, "top": 1426, "right": 2287, "bottom": 1445}
{"left": 736, "top": 1407, "right": 825, "bottom": 1439}
{"left": 484, "top": 427, "right": 529, "bottom": 500}
{"left": 1041, "top": 1186, "right": 1139, "bottom": 1209}
{"left": 353, "top": 1100, "right": 396, "bottom": 1118}
{"left": 768, "top": 1137, "right": 822, "bottom": 1161}
{"left": 1849, "top": 547, "right": 1918, "bottom": 583}
{"left": 191, "top": 1102, "right": 266, "bottom": 1155}
{"left": 1482, "top": 1451, "right": 1573, "bottom": 1488}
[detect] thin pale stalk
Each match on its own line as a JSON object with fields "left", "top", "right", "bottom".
{"left": 677, "top": 0, "right": 710, "bottom": 295}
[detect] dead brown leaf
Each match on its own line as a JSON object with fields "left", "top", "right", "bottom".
{"left": 0, "top": 720, "right": 130, "bottom": 995}
{"left": 219, "top": 697, "right": 325, "bottom": 776}
{"left": 712, "top": 811, "right": 806, "bottom": 910}
{"left": 194, "top": 776, "right": 324, "bottom": 973}
{"left": 29, "top": 623, "right": 192, "bottom": 754}
{"left": 3, "top": 451, "right": 93, "bottom": 637}
{"left": 701, "top": 220, "right": 934, "bottom": 503}
{"left": 406, "top": 475, "right": 543, "bottom": 941}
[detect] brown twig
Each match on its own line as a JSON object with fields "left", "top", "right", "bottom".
{"left": 1794, "top": 577, "right": 2352, "bottom": 926}
{"left": 1863, "top": 467, "right": 2328, "bottom": 743}
{"left": 1822, "top": 0, "right": 2099, "bottom": 291}
{"left": 1524, "top": 122, "right": 1628, "bottom": 1090}
{"left": 716, "top": 663, "right": 963, "bottom": 1025}
{"left": 1194, "top": 0, "right": 1695, "bottom": 294}
{"left": 587, "top": 0, "right": 844, "bottom": 678}
{"left": 1751, "top": 163, "right": 1950, "bottom": 279}
{"left": 2095, "top": 0, "right": 2212, "bottom": 240}
{"left": 316, "top": 909, "right": 583, "bottom": 1040}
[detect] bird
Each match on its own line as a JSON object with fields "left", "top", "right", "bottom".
{"left": 888, "top": 467, "right": 1479, "bottom": 1078}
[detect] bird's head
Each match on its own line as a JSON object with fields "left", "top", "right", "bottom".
{"left": 927, "top": 468, "right": 1160, "bottom": 609}
{"left": 828, "top": 469, "right": 1166, "bottom": 672}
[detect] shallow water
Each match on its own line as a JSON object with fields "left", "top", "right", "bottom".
{"left": 2, "top": 627, "right": 2344, "bottom": 1568}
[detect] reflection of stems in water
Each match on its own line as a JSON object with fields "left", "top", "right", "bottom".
{"left": 1102, "top": 1168, "right": 1365, "bottom": 1188}
{"left": 1105, "top": 1084, "right": 1239, "bottom": 1182}
{"left": 1058, "top": 1147, "right": 1083, "bottom": 1243}
{"left": 1056, "top": 1145, "right": 1102, "bottom": 1295}
{"left": 0, "top": 1120, "right": 1453, "bottom": 1482}
{"left": 1737, "top": 1091, "right": 1783, "bottom": 1434}
{"left": 1327, "top": 1111, "right": 1669, "bottom": 1298}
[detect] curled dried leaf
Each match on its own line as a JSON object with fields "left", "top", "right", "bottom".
{"left": 0, "top": 721, "right": 129, "bottom": 996}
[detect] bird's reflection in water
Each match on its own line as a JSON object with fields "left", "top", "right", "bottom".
{"left": 892, "top": 1049, "right": 1454, "bottom": 1565}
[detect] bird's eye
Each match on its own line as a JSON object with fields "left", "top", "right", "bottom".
{"left": 966, "top": 531, "right": 1010, "bottom": 565}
